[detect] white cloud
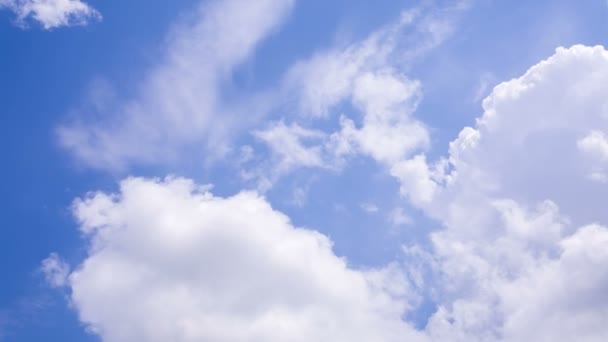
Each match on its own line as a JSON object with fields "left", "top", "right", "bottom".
{"left": 61, "top": 177, "right": 426, "bottom": 342}
{"left": 249, "top": 121, "right": 336, "bottom": 192}
{"left": 55, "top": 0, "right": 468, "bottom": 186}
{"left": 41, "top": 253, "right": 70, "bottom": 288}
{"left": 58, "top": 0, "right": 294, "bottom": 171}
{"left": 256, "top": 64, "right": 433, "bottom": 187}
{"left": 256, "top": 2, "right": 470, "bottom": 187}
{"left": 257, "top": 72, "right": 428, "bottom": 187}
{"left": 425, "top": 220, "right": 608, "bottom": 342}
{"left": 344, "top": 72, "right": 428, "bottom": 164}
{"left": 390, "top": 155, "right": 443, "bottom": 206}
{"left": 254, "top": 122, "right": 328, "bottom": 173}
{"left": 395, "top": 45, "right": 608, "bottom": 341}
{"left": 397, "top": 45, "right": 608, "bottom": 225}
{"left": 498, "top": 224, "right": 608, "bottom": 342}
{"left": 0, "top": 0, "right": 100, "bottom": 29}
{"left": 284, "top": 2, "right": 470, "bottom": 118}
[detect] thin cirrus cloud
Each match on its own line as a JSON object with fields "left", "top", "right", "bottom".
{"left": 0, "top": 0, "right": 101, "bottom": 29}
{"left": 57, "top": 0, "right": 295, "bottom": 171}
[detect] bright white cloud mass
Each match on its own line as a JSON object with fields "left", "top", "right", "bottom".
{"left": 41, "top": 0, "right": 608, "bottom": 341}
{"left": 399, "top": 44, "right": 608, "bottom": 341}
{"left": 0, "top": 0, "right": 100, "bottom": 29}
{"left": 61, "top": 177, "right": 426, "bottom": 342}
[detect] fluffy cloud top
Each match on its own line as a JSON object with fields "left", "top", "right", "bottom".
{"left": 405, "top": 45, "right": 608, "bottom": 227}
{"left": 0, "top": 0, "right": 100, "bottom": 29}
{"left": 59, "top": 177, "right": 425, "bottom": 342}
{"left": 396, "top": 45, "right": 608, "bottom": 341}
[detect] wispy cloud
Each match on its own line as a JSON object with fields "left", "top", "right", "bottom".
{"left": 360, "top": 202, "right": 380, "bottom": 213}
{"left": 0, "top": 0, "right": 100, "bottom": 29}
{"left": 58, "top": 0, "right": 295, "bottom": 171}
{"left": 253, "top": 0, "right": 470, "bottom": 189}
{"left": 0, "top": 296, "right": 54, "bottom": 340}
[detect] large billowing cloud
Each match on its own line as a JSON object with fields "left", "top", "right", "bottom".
{"left": 398, "top": 45, "right": 608, "bottom": 341}
{"left": 57, "top": 0, "right": 294, "bottom": 171}
{"left": 0, "top": 0, "right": 100, "bottom": 29}
{"left": 398, "top": 45, "right": 608, "bottom": 222}
{"left": 59, "top": 177, "right": 426, "bottom": 342}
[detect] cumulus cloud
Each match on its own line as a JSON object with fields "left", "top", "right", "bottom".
{"left": 424, "top": 219, "right": 608, "bottom": 342}
{"left": 408, "top": 45, "right": 608, "bottom": 226}
{"left": 396, "top": 45, "right": 608, "bottom": 341}
{"left": 58, "top": 0, "right": 294, "bottom": 171}
{"left": 60, "top": 177, "right": 426, "bottom": 342}
{"left": 0, "top": 0, "right": 100, "bottom": 29}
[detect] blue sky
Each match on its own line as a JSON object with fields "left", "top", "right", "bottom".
{"left": 1, "top": 1, "right": 608, "bottom": 341}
